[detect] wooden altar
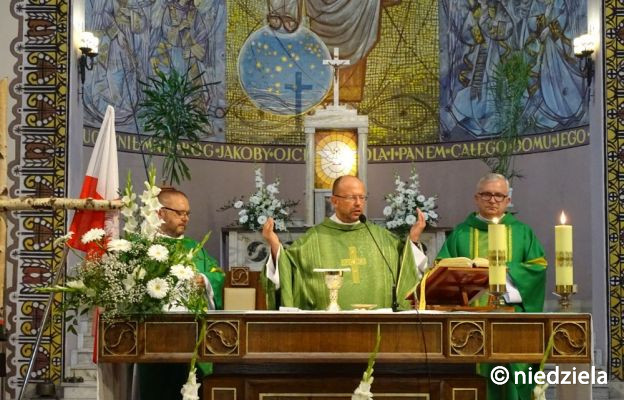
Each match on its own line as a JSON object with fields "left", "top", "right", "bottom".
{"left": 99, "top": 311, "right": 591, "bottom": 399}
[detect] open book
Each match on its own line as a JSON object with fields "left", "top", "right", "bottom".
{"left": 436, "top": 257, "right": 489, "bottom": 268}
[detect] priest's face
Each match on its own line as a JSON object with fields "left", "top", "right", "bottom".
{"left": 331, "top": 176, "right": 366, "bottom": 223}
{"left": 158, "top": 193, "right": 191, "bottom": 237}
{"left": 474, "top": 179, "right": 510, "bottom": 220}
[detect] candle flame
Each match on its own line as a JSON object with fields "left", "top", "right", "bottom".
{"left": 560, "top": 211, "right": 567, "bottom": 225}
{"left": 492, "top": 217, "right": 499, "bottom": 224}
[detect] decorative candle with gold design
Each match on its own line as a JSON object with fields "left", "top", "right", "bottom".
{"left": 488, "top": 218, "right": 507, "bottom": 285}
{"left": 555, "top": 211, "right": 573, "bottom": 286}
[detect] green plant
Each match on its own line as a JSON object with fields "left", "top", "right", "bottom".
{"left": 139, "top": 68, "right": 209, "bottom": 185}
{"left": 485, "top": 52, "right": 532, "bottom": 181}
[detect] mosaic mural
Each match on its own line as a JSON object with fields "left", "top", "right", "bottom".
{"left": 226, "top": 0, "right": 439, "bottom": 145}
{"left": 84, "top": 0, "right": 227, "bottom": 141}
{"left": 6, "top": 0, "right": 69, "bottom": 395}
{"left": 439, "top": 0, "right": 589, "bottom": 141}
{"left": 606, "top": 0, "right": 624, "bottom": 381}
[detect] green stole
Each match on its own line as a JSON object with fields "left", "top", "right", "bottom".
{"left": 437, "top": 212, "right": 548, "bottom": 400}
{"left": 266, "top": 218, "right": 419, "bottom": 310}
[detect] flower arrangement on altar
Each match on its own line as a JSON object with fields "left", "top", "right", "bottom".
{"left": 219, "top": 168, "right": 298, "bottom": 231}
{"left": 382, "top": 167, "right": 438, "bottom": 238}
{"left": 45, "top": 168, "right": 211, "bottom": 331}
{"left": 42, "top": 167, "right": 211, "bottom": 399}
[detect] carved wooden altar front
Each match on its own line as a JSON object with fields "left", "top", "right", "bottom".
{"left": 100, "top": 312, "right": 591, "bottom": 400}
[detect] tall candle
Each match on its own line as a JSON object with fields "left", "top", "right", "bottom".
{"left": 555, "top": 211, "right": 573, "bottom": 286}
{"left": 488, "top": 218, "right": 507, "bottom": 285}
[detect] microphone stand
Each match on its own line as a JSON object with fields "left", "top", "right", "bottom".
{"left": 359, "top": 215, "right": 399, "bottom": 312}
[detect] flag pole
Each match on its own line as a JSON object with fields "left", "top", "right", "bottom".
{"left": 17, "top": 245, "right": 70, "bottom": 400}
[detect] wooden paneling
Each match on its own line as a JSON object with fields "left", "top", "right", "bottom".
{"left": 100, "top": 312, "right": 592, "bottom": 364}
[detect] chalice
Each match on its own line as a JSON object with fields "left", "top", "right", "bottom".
{"left": 313, "top": 268, "right": 351, "bottom": 311}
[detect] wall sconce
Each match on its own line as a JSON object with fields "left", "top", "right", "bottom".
{"left": 573, "top": 34, "right": 595, "bottom": 88}
{"left": 79, "top": 31, "right": 99, "bottom": 84}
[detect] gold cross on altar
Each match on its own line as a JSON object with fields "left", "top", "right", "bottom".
{"left": 340, "top": 247, "right": 367, "bottom": 283}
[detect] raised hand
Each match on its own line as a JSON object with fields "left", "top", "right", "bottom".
{"left": 409, "top": 208, "right": 427, "bottom": 244}
{"left": 261, "top": 217, "right": 281, "bottom": 259}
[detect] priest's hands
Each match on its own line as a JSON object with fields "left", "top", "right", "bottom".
{"left": 262, "top": 217, "right": 281, "bottom": 260}
{"left": 409, "top": 209, "right": 426, "bottom": 244}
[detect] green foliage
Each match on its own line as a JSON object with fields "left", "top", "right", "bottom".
{"left": 486, "top": 52, "right": 532, "bottom": 181}
{"left": 139, "top": 68, "right": 209, "bottom": 185}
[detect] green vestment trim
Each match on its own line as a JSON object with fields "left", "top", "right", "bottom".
{"left": 264, "top": 218, "right": 419, "bottom": 310}
{"left": 437, "top": 212, "right": 548, "bottom": 400}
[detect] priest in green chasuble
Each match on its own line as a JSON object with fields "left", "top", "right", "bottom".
{"left": 262, "top": 175, "right": 428, "bottom": 310}
{"left": 139, "top": 188, "right": 225, "bottom": 400}
{"left": 436, "top": 173, "right": 547, "bottom": 400}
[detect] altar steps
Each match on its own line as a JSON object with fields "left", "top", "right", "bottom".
{"left": 59, "top": 313, "right": 97, "bottom": 400}
{"left": 59, "top": 381, "right": 97, "bottom": 400}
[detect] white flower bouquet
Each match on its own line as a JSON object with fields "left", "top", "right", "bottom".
{"left": 383, "top": 167, "right": 438, "bottom": 238}
{"left": 220, "top": 168, "right": 298, "bottom": 231}
{"left": 42, "top": 167, "right": 211, "bottom": 332}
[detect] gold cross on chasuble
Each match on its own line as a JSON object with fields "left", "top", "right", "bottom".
{"left": 340, "top": 246, "right": 367, "bottom": 283}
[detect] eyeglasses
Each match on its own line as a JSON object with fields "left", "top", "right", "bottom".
{"left": 477, "top": 192, "right": 508, "bottom": 202}
{"left": 162, "top": 206, "right": 191, "bottom": 217}
{"left": 333, "top": 194, "right": 368, "bottom": 202}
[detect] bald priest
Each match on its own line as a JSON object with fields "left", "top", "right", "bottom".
{"left": 260, "top": 175, "right": 429, "bottom": 310}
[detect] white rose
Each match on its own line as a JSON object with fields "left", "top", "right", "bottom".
{"left": 234, "top": 200, "right": 244, "bottom": 209}
{"left": 383, "top": 206, "right": 393, "bottom": 217}
{"left": 405, "top": 215, "right": 417, "bottom": 225}
{"left": 239, "top": 215, "right": 249, "bottom": 224}
{"left": 257, "top": 215, "right": 268, "bottom": 225}
{"left": 416, "top": 195, "right": 425, "bottom": 202}
{"left": 250, "top": 195, "right": 260, "bottom": 205}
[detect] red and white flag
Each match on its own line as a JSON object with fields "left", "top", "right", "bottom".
{"left": 66, "top": 105, "right": 119, "bottom": 364}
{"left": 67, "top": 105, "right": 119, "bottom": 252}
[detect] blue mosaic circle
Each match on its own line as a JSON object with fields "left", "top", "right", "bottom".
{"left": 237, "top": 25, "right": 332, "bottom": 115}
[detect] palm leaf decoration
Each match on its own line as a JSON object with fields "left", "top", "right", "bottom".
{"left": 486, "top": 51, "right": 532, "bottom": 181}
{"left": 139, "top": 68, "right": 209, "bottom": 185}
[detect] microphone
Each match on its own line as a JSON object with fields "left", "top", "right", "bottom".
{"left": 358, "top": 214, "right": 399, "bottom": 312}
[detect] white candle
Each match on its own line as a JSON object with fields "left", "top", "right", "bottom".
{"left": 555, "top": 211, "right": 573, "bottom": 286}
{"left": 488, "top": 218, "right": 507, "bottom": 285}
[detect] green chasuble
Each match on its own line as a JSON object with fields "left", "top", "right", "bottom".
{"left": 139, "top": 237, "right": 225, "bottom": 400}
{"left": 437, "top": 212, "right": 547, "bottom": 400}
{"left": 175, "top": 237, "right": 225, "bottom": 310}
{"left": 266, "top": 218, "right": 419, "bottom": 310}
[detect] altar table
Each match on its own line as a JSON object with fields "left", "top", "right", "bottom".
{"left": 99, "top": 311, "right": 591, "bottom": 399}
